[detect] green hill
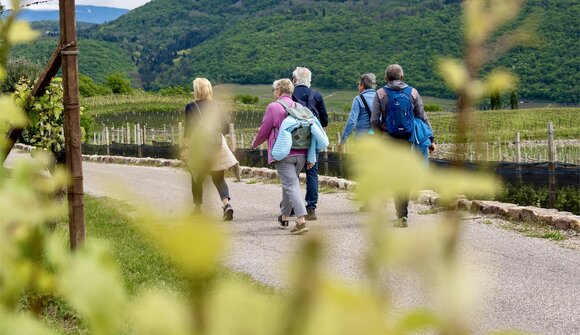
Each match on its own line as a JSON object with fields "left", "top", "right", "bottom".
{"left": 85, "top": 0, "right": 578, "bottom": 103}
{"left": 12, "top": 37, "right": 137, "bottom": 84}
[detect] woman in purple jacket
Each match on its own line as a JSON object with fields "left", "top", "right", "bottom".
{"left": 252, "top": 78, "right": 312, "bottom": 235}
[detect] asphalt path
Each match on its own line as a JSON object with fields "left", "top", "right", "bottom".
{"left": 5, "top": 151, "right": 580, "bottom": 335}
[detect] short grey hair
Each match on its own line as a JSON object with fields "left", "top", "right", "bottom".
{"left": 385, "top": 64, "right": 404, "bottom": 82}
{"left": 292, "top": 67, "right": 312, "bottom": 87}
{"left": 359, "top": 73, "right": 376, "bottom": 89}
{"left": 272, "top": 78, "right": 294, "bottom": 96}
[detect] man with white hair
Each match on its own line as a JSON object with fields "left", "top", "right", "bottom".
{"left": 292, "top": 66, "right": 328, "bottom": 221}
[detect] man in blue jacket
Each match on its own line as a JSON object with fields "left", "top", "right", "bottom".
{"left": 371, "top": 64, "right": 436, "bottom": 227}
{"left": 292, "top": 67, "right": 328, "bottom": 221}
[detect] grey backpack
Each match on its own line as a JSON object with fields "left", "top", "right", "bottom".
{"left": 277, "top": 100, "right": 315, "bottom": 149}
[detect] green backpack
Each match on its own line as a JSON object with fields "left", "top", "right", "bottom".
{"left": 277, "top": 100, "right": 315, "bottom": 149}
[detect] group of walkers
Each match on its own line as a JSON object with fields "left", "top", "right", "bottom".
{"left": 182, "top": 64, "right": 435, "bottom": 233}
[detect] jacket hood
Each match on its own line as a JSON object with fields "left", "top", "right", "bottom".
{"left": 386, "top": 80, "right": 408, "bottom": 90}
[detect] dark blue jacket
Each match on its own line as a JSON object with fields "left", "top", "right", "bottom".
{"left": 292, "top": 85, "right": 328, "bottom": 127}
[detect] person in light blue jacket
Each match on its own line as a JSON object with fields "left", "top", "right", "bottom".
{"left": 340, "top": 73, "right": 377, "bottom": 144}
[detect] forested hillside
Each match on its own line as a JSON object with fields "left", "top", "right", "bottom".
{"left": 12, "top": 37, "right": 137, "bottom": 83}
{"left": 79, "top": 0, "right": 577, "bottom": 103}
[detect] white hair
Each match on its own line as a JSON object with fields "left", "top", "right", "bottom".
{"left": 292, "top": 67, "right": 312, "bottom": 87}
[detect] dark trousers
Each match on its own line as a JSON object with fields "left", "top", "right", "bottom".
{"left": 394, "top": 141, "right": 430, "bottom": 218}
{"left": 191, "top": 170, "right": 230, "bottom": 206}
{"left": 305, "top": 153, "right": 319, "bottom": 209}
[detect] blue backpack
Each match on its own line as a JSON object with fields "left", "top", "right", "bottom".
{"left": 384, "top": 86, "right": 414, "bottom": 137}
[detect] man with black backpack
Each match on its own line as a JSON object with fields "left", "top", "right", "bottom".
{"left": 371, "top": 64, "right": 436, "bottom": 227}
{"left": 292, "top": 67, "right": 329, "bottom": 221}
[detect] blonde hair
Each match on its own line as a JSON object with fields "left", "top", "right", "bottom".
{"left": 272, "top": 78, "right": 294, "bottom": 97}
{"left": 193, "top": 77, "right": 213, "bottom": 101}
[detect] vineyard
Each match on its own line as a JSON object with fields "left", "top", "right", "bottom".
{"left": 86, "top": 92, "right": 580, "bottom": 164}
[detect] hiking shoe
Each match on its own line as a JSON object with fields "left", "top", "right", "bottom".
{"left": 359, "top": 204, "right": 370, "bottom": 213}
{"left": 393, "top": 217, "right": 408, "bottom": 228}
{"left": 192, "top": 206, "right": 202, "bottom": 216}
{"left": 305, "top": 208, "right": 317, "bottom": 221}
{"left": 278, "top": 215, "right": 289, "bottom": 229}
{"left": 223, "top": 204, "right": 234, "bottom": 221}
{"left": 290, "top": 222, "right": 310, "bottom": 235}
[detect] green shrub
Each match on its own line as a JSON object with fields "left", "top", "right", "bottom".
{"left": 105, "top": 72, "right": 133, "bottom": 94}
{"left": 79, "top": 74, "right": 112, "bottom": 97}
{"left": 0, "top": 58, "right": 42, "bottom": 92}
{"left": 233, "top": 94, "right": 259, "bottom": 104}
{"left": 158, "top": 85, "right": 190, "bottom": 96}
{"left": 424, "top": 103, "right": 443, "bottom": 112}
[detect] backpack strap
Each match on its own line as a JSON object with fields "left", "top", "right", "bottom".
{"left": 358, "top": 93, "right": 372, "bottom": 121}
{"left": 192, "top": 101, "right": 202, "bottom": 117}
{"left": 277, "top": 99, "right": 295, "bottom": 111}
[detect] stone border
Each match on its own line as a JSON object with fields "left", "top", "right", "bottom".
{"left": 418, "top": 190, "right": 580, "bottom": 232}
{"left": 14, "top": 143, "right": 576, "bottom": 229}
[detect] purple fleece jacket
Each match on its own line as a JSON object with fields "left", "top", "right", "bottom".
{"left": 252, "top": 95, "right": 307, "bottom": 164}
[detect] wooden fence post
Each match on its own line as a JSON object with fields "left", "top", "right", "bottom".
{"left": 547, "top": 122, "right": 556, "bottom": 162}
{"left": 497, "top": 138, "right": 502, "bottom": 162}
{"left": 137, "top": 124, "right": 142, "bottom": 158}
{"left": 229, "top": 123, "right": 237, "bottom": 152}
{"left": 105, "top": 127, "right": 110, "bottom": 156}
{"left": 515, "top": 132, "right": 521, "bottom": 163}
{"left": 178, "top": 122, "right": 183, "bottom": 147}
{"left": 127, "top": 123, "right": 131, "bottom": 144}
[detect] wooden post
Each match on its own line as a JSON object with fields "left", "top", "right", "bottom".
{"left": 547, "top": 122, "right": 556, "bottom": 162}
{"left": 137, "top": 124, "right": 142, "bottom": 158}
{"left": 93, "top": 132, "right": 96, "bottom": 144}
{"left": 178, "top": 122, "right": 183, "bottom": 147}
{"left": 171, "top": 126, "right": 175, "bottom": 145}
{"left": 322, "top": 149, "right": 329, "bottom": 175}
{"left": 240, "top": 133, "right": 245, "bottom": 149}
{"left": 486, "top": 142, "right": 489, "bottom": 161}
{"left": 127, "top": 123, "right": 131, "bottom": 144}
{"left": 497, "top": 138, "right": 502, "bottom": 162}
{"left": 229, "top": 123, "right": 237, "bottom": 152}
{"left": 336, "top": 132, "right": 342, "bottom": 153}
{"left": 104, "top": 127, "right": 110, "bottom": 156}
{"left": 60, "top": 0, "right": 85, "bottom": 249}
{"left": 515, "top": 132, "right": 521, "bottom": 163}
{"left": 134, "top": 125, "right": 137, "bottom": 147}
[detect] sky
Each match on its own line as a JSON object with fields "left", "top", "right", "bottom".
{"left": 10, "top": 0, "right": 153, "bottom": 10}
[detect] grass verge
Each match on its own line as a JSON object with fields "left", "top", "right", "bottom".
{"left": 43, "top": 195, "right": 274, "bottom": 334}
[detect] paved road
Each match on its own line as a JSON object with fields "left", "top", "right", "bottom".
{"left": 5, "top": 151, "right": 580, "bottom": 335}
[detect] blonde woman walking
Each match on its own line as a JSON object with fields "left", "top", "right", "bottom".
{"left": 183, "top": 78, "right": 238, "bottom": 220}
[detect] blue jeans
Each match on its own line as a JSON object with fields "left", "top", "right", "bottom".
{"left": 305, "top": 152, "right": 319, "bottom": 209}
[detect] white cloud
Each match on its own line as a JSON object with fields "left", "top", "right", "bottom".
{"left": 11, "top": 0, "right": 152, "bottom": 10}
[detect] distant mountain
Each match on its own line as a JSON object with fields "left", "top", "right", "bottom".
{"left": 18, "top": 5, "right": 128, "bottom": 24}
